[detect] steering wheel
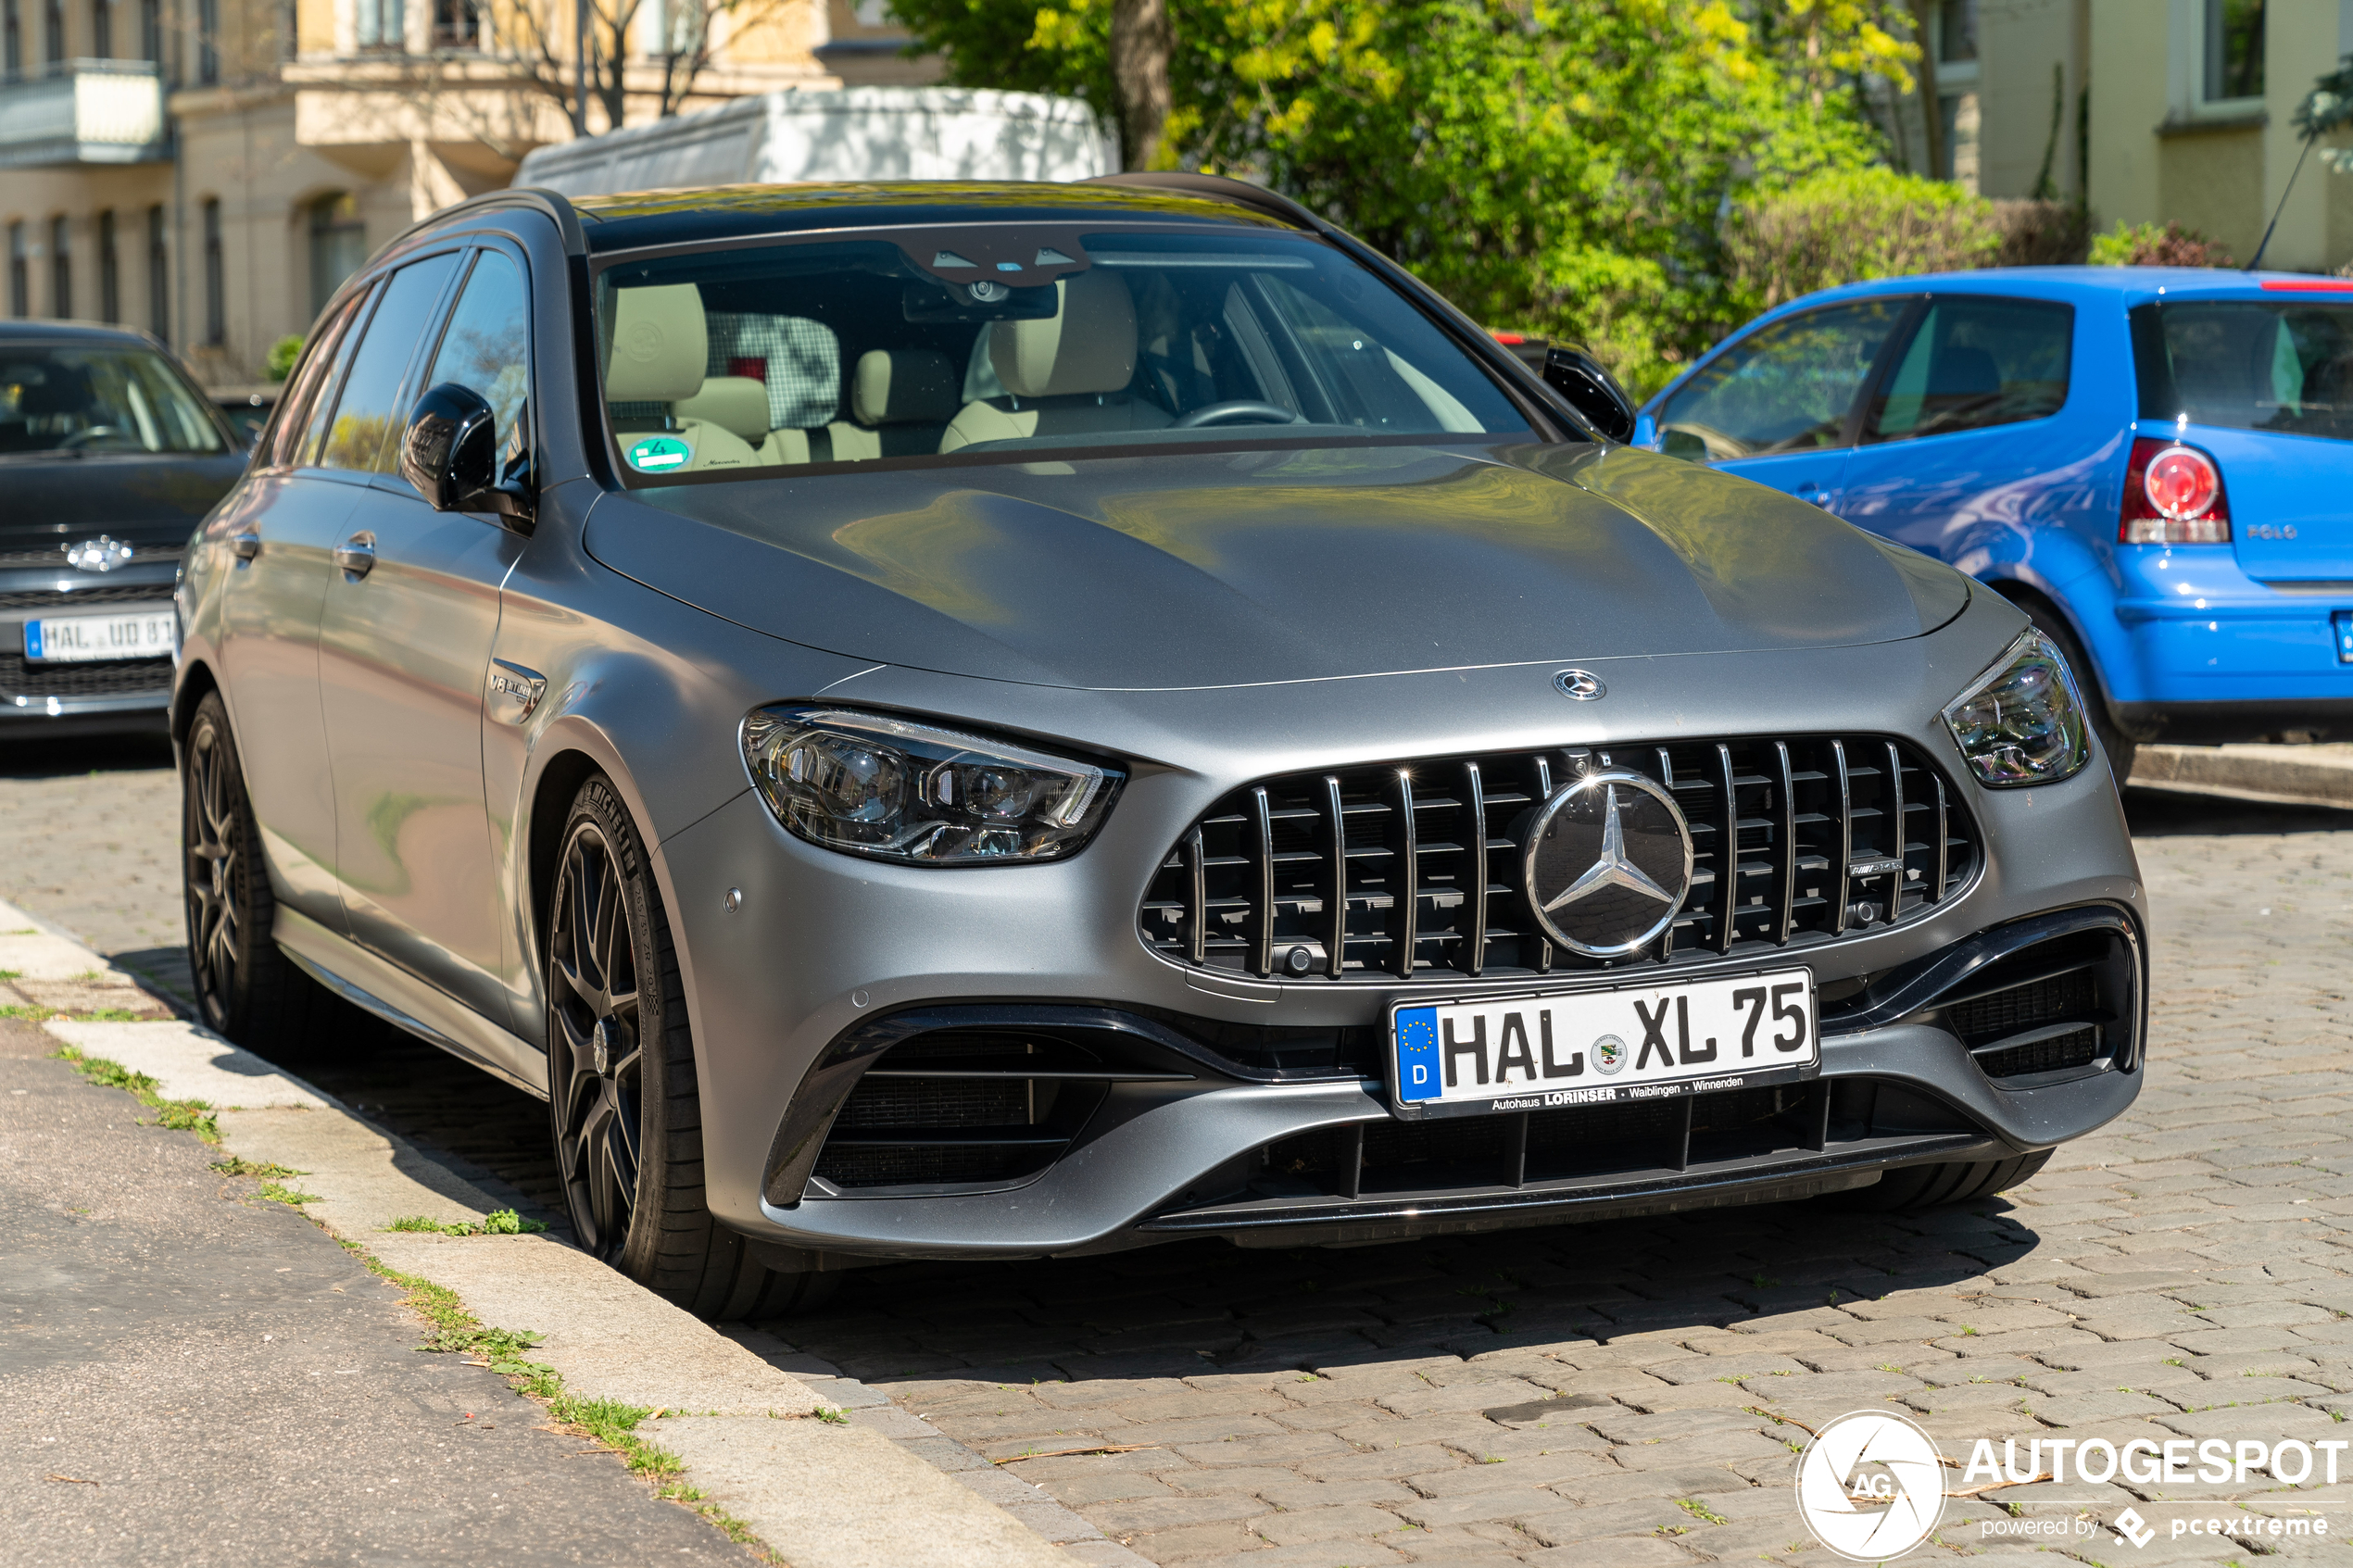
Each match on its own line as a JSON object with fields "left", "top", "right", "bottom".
{"left": 1173, "top": 400, "right": 1302, "bottom": 429}
{"left": 59, "top": 426, "right": 130, "bottom": 450}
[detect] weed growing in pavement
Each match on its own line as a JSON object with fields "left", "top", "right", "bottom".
{"left": 812, "top": 1406, "right": 849, "bottom": 1425}
{"left": 0, "top": 969, "right": 19, "bottom": 981}
{"left": 211, "top": 1156, "right": 302, "bottom": 1180}
{"left": 328, "top": 1236, "right": 784, "bottom": 1561}
{"left": 1677, "top": 1499, "right": 1730, "bottom": 1525}
{"left": 385, "top": 1210, "right": 547, "bottom": 1236}
{"left": 1, "top": 1003, "right": 54, "bottom": 1021}
{"left": 258, "top": 1182, "right": 322, "bottom": 1206}
{"left": 50, "top": 1045, "right": 220, "bottom": 1143}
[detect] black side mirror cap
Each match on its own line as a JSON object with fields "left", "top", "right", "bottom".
{"left": 1541, "top": 346, "right": 1639, "bottom": 445}
{"left": 401, "top": 382, "right": 534, "bottom": 531}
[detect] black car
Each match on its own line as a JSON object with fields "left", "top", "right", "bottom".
{"left": 0, "top": 322, "right": 247, "bottom": 736}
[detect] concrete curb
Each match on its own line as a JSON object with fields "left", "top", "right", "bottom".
{"left": 13, "top": 895, "right": 1099, "bottom": 1567}
{"left": 2133, "top": 743, "right": 2353, "bottom": 809}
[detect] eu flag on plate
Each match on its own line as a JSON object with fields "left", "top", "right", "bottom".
{"left": 1394, "top": 1006, "right": 1441, "bottom": 1102}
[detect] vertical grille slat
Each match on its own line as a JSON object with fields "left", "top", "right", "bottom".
{"left": 1321, "top": 775, "right": 1347, "bottom": 979}
{"left": 1139, "top": 734, "right": 1980, "bottom": 985}
{"left": 1461, "top": 761, "right": 1488, "bottom": 977}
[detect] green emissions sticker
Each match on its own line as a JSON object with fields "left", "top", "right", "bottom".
{"left": 626, "top": 435, "right": 691, "bottom": 473}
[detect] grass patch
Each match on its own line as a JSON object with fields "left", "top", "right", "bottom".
{"left": 330, "top": 1236, "right": 782, "bottom": 1561}
{"left": 2, "top": 1002, "right": 55, "bottom": 1022}
{"left": 258, "top": 1181, "right": 322, "bottom": 1206}
{"left": 50, "top": 1045, "right": 219, "bottom": 1144}
{"left": 385, "top": 1210, "right": 547, "bottom": 1237}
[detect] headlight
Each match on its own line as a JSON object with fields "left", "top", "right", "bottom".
{"left": 1940, "top": 630, "right": 2092, "bottom": 787}
{"left": 741, "top": 707, "right": 1123, "bottom": 864}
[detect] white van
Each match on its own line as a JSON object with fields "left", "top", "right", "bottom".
{"left": 514, "top": 86, "right": 1115, "bottom": 195}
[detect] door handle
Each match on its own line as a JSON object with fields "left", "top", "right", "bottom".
{"left": 333, "top": 533, "right": 376, "bottom": 579}
{"left": 231, "top": 532, "right": 260, "bottom": 560}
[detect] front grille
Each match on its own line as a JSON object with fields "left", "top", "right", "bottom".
{"left": 1139, "top": 735, "right": 1978, "bottom": 984}
{"left": 0, "top": 544, "right": 182, "bottom": 570}
{"left": 0, "top": 582, "right": 176, "bottom": 612}
{"left": 0, "top": 650, "right": 173, "bottom": 701}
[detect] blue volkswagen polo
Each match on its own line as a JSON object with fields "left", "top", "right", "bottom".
{"left": 1634, "top": 268, "right": 2353, "bottom": 777}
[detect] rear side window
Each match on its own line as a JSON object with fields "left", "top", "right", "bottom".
{"left": 2132, "top": 299, "right": 2353, "bottom": 443}
{"left": 1654, "top": 299, "right": 1909, "bottom": 460}
{"left": 270, "top": 289, "right": 367, "bottom": 469}
{"left": 314, "top": 251, "right": 463, "bottom": 473}
{"left": 1867, "top": 296, "right": 2071, "bottom": 441}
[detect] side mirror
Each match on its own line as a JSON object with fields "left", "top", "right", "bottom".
{"left": 401, "top": 382, "right": 533, "bottom": 531}
{"left": 1541, "top": 346, "right": 1639, "bottom": 445}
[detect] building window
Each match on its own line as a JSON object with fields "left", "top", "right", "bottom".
{"left": 49, "top": 215, "right": 69, "bottom": 319}
{"left": 6, "top": 224, "right": 25, "bottom": 319}
{"left": 97, "top": 208, "right": 118, "bottom": 320}
{"left": 146, "top": 204, "right": 166, "bottom": 340}
{"left": 308, "top": 192, "right": 365, "bottom": 316}
{"left": 196, "top": 0, "right": 218, "bottom": 81}
{"left": 92, "top": 0, "right": 108, "bottom": 56}
{"left": 5, "top": 0, "right": 19, "bottom": 73}
{"left": 139, "top": 0, "right": 156, "bottom": 59}
{"left": 44, "top": 0, "right": 61, "bottom": 66}
{"left": 2205, "top": 0, "right": 2264, "bottom": 103}
{"left": 203, "top": 197, "right": 223, "bottom": 344}
{"left": 431, "top": 0, "right": 477, "bottom": 50}
{"left": 356, "top": 0, "right": 404, "bottom": 51}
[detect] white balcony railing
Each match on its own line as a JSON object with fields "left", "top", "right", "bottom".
{"left": 0, "top": 60, "right": 168, "bottom": 169}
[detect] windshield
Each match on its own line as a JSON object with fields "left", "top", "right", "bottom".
{"left": 2132, "top": 298, "right": 2353, "bottom": 443}
{"left": 0, "top": 344, "right": 229, "bottom": 455}
{"left": 592, "top": 226, "right": 1530, "bottom": 480}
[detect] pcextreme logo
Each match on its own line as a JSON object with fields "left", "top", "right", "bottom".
{"left": 1793, "top": 1411, "right": 1948, "bottom": 1562}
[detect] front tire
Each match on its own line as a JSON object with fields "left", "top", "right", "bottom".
{"left": 182, "top": 690, "right": 343, "bottom": 1055}
{"left": 545, "top": 775, "right": 831, "bottom": 1319}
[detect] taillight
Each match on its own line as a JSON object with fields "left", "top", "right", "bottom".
{"left": 2120, "top": 435, "right": 2231, "bottom": 544}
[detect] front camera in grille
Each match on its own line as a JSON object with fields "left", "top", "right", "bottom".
{"left": 1139, "top": 735, "right": 1979, "bottom": 984}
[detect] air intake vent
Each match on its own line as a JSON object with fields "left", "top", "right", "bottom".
{"left": 1139, "top": 735, "right": 1978, "bottom": 984}
{"left": 0, "top": 650, "right": 173, "bottom": 701}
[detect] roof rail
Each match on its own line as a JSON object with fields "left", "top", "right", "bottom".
{"left": 1076, "top": 170, "right": 1323, "bottom": 233}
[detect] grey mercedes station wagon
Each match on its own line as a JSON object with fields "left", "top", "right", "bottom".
{"left": 175, "top": 174, "right": 2146, "bottom": 1317}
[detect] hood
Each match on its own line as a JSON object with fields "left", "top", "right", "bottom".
{"left": 0, "top": 451, "right": 247, "bottom": 555}
{"left": 584, "top": 442, "right": 1970, "bottom": 691}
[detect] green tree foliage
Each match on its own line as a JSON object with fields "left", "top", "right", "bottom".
{"left": 2087, "top": 220, "right": 2234, "bottom": 268}
{"left": 887, "top": 0, "right": 1916, "bottom": 393}
{"left": 1724, "top": 169, "right": 1998, "bottom": 312}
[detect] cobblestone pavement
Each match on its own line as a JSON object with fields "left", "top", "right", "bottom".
{"left": 7, "top": 737, "right": 2353, "bottom": 1566}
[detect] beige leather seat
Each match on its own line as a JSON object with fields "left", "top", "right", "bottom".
{"left": 832, "top": 349, "right": 960, "bottom": 461}
{"left": 605, "top": 284, "right": 761, "bottom": 472}
{"left": 938, "top": 270, "right": 1174, "bottom": 454}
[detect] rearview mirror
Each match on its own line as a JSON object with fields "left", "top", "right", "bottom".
{"left": 401, "top": 382, "right": 532, "bottom": 531}
{"left": 1541, "top": 346, "right": 1638, "bottom": 445}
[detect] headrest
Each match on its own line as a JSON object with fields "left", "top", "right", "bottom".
{"left": 989, "top": 270, "right": 1136, "bottom": 399}
{"left": 851, "top": 349, "right": 961, "bottom": 426}
{"left": 606, "top": 284, "right": 708, "bottom": 403}
{"left": 673, "top": 376, "right": 770, "bottom": 444}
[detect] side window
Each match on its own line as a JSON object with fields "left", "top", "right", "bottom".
{"left": 289, "top": 285, "right": 375, "bottom": 469}
{"left": 1655, "top": 299, "right": 1910, "bottom": 461}
{"left": 1867, "top": 296, "right": 2072, "bottom": 442}
{"left": 421, "top": 248, "right": 531, "bottom": 461}
{"left": 315, "top": 250, "right": 463, "bottom": 473}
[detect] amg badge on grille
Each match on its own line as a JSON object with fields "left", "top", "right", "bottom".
{"left": 1523, "top": 770, "right": 1694, "bottom": 958}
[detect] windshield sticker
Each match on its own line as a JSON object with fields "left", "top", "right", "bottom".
{"left": 626, "top": 435, "right": 691, "bottom": 473}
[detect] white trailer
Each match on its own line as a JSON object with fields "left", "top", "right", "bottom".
{"left": 513, "top": 86, "right": 1115, "bottom": 196}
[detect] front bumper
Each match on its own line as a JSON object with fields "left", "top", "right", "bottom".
{"left": 0, "top": 565, "right": 178, "bottom": 732}
{"left": 657, "top": 621, "right": 2148, "bottom": 1263}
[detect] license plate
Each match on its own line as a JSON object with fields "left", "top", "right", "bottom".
{"left": 23, "top": 606, "right": 175, "bottom": 662}
{"left": 1389, "top": 968, "right": 1817, "bottom": 1118}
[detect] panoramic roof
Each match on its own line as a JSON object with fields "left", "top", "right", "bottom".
{"left": 569, "top": 181, "right": 1298, "bottom": 254}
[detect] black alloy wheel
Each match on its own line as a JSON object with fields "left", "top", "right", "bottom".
{"left": 181, "top": 690, "right": 341, "bottom": 1054}
{"left": 544, "top": 776, "right": 834, "bottom": 1317}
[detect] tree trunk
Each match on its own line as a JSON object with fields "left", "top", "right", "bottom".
{"left": 1110, "top": 0, "right": 1172, "bottom": 170}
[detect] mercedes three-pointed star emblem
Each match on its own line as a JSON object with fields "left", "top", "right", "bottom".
{"left": 1522, "top": 768, "right": 1695, "bottom": 957}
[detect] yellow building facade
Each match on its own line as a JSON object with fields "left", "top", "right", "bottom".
{"left": 0, "top": 0, "right": 922, "bottom": 383}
